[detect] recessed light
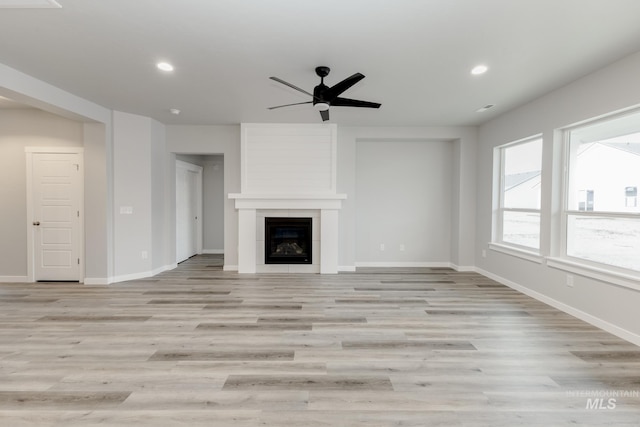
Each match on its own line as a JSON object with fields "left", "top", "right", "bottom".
{"left": 156, "top": 62, "right": 174, "bottom": 72}
{"left": 471, "top": 65, "right": 488, "bottom": 75}
{"left": 476, "top": 104, "right": 495, "bottom": 112}
{"left": 169, "top": 108, "right": 181, "bottom": 115}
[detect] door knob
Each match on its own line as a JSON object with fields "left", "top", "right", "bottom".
{"left": 33, "top": 221, "right": 40, "bottom": 226}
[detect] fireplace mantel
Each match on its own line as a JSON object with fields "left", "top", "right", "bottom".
{"left": 229, "top": 193, "right": 346, "bottom": 210}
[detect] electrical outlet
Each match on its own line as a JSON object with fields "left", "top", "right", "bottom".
{"left": 566, "top": 274, "right": 574, "bottom": 287}
{"left": 379, "top": 243, "right": 385, "bottom": 251}
{"left": 141, "top": 251, "right": 148, "bottom": 259}
{"left": 482, "top": 249, "right": 487, "bottom": 258}
{"left": 399, "top": 244, "right": 405, "bottom": 251}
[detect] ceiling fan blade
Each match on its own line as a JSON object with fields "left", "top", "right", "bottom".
{"left": 269, "top": 76, "right": 315, "bottom": 98}
{"left": 268, "top": 101, "right": 313, "bottom": 110}
{"left": 320, "top": 109, "right": 330, "bottom": 121}
{"left": 331, "top": 97, "right": 381, "bottom": 108}
{"left": 323, "top": 73, "right": 365, "bottom": 101}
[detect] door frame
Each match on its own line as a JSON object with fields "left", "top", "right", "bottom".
{"left": 25, "top": 147, "right": 84, "bottom": 282}
{"left": 175, "top": 159, "right": 203, "bottom": 263}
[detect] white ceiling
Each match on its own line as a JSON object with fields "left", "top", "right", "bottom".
{"left": 1, "top": 0, "right": 640, "bottom": 126}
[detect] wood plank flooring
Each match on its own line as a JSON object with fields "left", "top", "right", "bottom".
{"left": 1, "top": 254, "right": 639, "bottom": 426}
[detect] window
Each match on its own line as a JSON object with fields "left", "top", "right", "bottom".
{"left": 564, "top": 110, "right": 640, "bottom": 273}
{"left": 495, "top": 137, "right": 543, "bottom": 250}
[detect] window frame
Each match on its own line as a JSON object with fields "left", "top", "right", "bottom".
{"left": 559, "top": 110, "right": 640, "bottom": 276}
{"left": 494, "top": 135, "right": 543, "bottom": 253}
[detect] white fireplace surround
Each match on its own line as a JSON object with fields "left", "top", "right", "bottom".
{"left": 229, "top": 194, "right": 346, "bottom": 273}
{"left": 229, "top": 123, "right": 345, "bottom": 274}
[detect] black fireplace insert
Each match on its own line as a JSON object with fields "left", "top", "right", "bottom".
{"left": 265, "top": 217, "right": 312, "bottom": 264}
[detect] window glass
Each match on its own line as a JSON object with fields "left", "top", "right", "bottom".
{"left": 567, "top": 215, "right": 640, "bottom": 271}
{"left": 502, "top": 211, "right": 541, "bottom": 249}
{"left": 565, "top": 110, "right": 640, "bottom": 272}
{"left": 495, "top": 137, "right": 543, "bottom": 251}
{"left": 503, "top": 139, "right": 542, "bottom": 209}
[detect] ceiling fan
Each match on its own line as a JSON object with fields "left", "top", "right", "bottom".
{"left": 268, "top": 66, "right": 381, "bottom": 121}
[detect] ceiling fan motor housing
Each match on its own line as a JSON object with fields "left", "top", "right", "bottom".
{"left": 313, "top": 83, "right": 329, "bottom": 107}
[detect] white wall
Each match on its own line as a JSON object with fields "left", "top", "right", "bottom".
{"left": 203, "top": 155, "right": 224, "bottom": 252}
{"left": 355, "top": 139, "right": 453, "bottom": 265}
{"left": 338, "top": 126, "right": 477, "bottom": 270}
{"left": 83, "top": 121, "right": 111, "bottom": 281}
{"left": 112, "top": 111, "right": 169, "bottom": 280}
{"left": 476, "top": 51, "right": 640, "bottom": 341}
{"left": 151, "top": 119, "right": 168, "bottom": 272}
{"left": 113, "top": 111, "right": 152, "bottom": 278}
{"left": 0, "top": 109, "right": 83, "bottom": 279}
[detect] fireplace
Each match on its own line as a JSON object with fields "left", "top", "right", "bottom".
{"left": 265, "top": 217, "right": 312, "bottom": 264}
{"left": 229, "top": 122, "right": 344, "bottom": 273}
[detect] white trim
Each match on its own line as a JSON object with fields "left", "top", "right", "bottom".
{"left": 475, "top": 267, "right": 640, "bottom": 347}
{"left": 202, "top": 249, "right": 224, "bottom": 254}
{"left": 0, "top": 276, "right": 29, "bottom": 283}
{"left": 176, "top": 160, "right": 204, "bottom": 262}
{"left": 223, "top": 265, "right": 238, "bottom": 271}
{"left": 338, "top": 265, "right": 357, "bottom": 272}
{"left": 494, "top": 136, "right": 543, "bottom": 251}
{"left": 0, "top": 1, "right": 62, "bottom": 9}
{"left": 355, "top": 262, "right": 452, "bottom": 268}
{"left": 488, "top": 242, "right": 544, "bottom": 264}
{"left": 546, "top": 257, "right": 640, "bottom": 292}
{"left": 110, "top": 271, "right": 152, "bottom": 284}
{"left": 109, "top": 263, "right": 176, "bottom": 284}
{"left": 229, "top": 193, "right": 346, "bottom": 210}
{"left": 451, "top": 264, "right": 476, "bottom": 272}
{"left": 154, "top": 263, "right": 177, "bottom": 276}
{"left": 83, "top": 277, "right": 110, "bottom": 286}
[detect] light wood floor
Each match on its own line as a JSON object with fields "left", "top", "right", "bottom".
{"left": 1, "top": 255, "right": 639, "bottom": 426}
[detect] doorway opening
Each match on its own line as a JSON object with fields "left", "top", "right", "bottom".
{"left": 174, "top": 154, "right": 224, "bottom": 264}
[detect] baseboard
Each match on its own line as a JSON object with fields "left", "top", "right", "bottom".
{"left": 223, "top": 265, "right": 238, "bottom": 271}
{"left": 110, "top": 263, "right": 177, "bottom": 284}
{"left": 354, "top": 262, "right": 452, "bottom": 268}
{"left": 338, "top": 265, "right": 357, "bottom": 272}
{"left": 476, "top": 267, "right": 640, "bottom": 347}
{"left": 0, "top": 276, "right": 29, "bottom": 283}
{"left": 83, "top": 277, "right": 110, "bottom": 285}
{"left": 451, "top": 264, "right": 476, "bottom": 272}
{"left": 202, "top": 249, "right": 224, "bottom": 254}
{"left": 153, "top": 263, "right": 177, "bottom": 275}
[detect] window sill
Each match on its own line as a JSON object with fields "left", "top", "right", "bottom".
{"left": 488, "top": 243, "right": 544, "bottom": 264}
{"left": 546, "top": 257, "right": 640, "bottom": 292}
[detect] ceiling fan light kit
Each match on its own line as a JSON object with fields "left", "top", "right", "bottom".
{"left": 269, "top": 66, "right": 381, "bottom": 121}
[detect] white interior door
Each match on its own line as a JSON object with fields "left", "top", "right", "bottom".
{"left": 30, "top": 152, "right": 82, "bottom": 281}
{"left": 176, "top": 161, "right": 202, "bottom": 263}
